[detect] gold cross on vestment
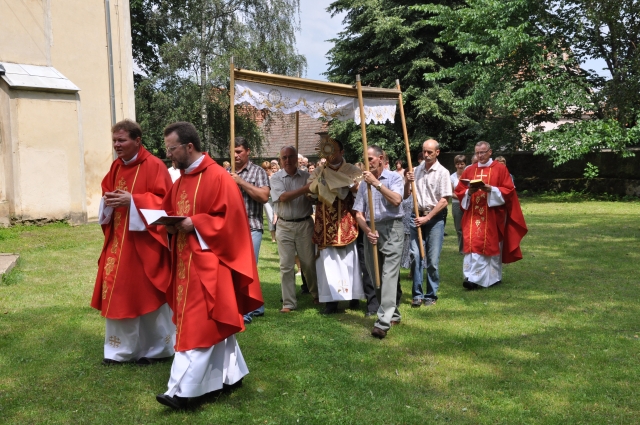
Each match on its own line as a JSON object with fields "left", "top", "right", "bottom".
{"left": 476, "top": 169, "right": 489, "bottom": 181}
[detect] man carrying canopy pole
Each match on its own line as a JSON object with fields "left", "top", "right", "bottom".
{"left": 405, "top": 139, "right": 451, "bottom": 307}
{"left": 353, "top": 146, "right": 405, "bottom": 339}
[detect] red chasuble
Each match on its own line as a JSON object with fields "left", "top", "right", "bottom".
{"left": 454, "top": 161, "right": 528, "bottom": 263}
{"left": 91, "top": 147, "right": 172, "bottom": 319}
{"left": 162, "top": 154, "right": 263, "bottom": 352}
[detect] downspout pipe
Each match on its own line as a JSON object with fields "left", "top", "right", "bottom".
{"left": 105, "top": 0, "right": 117, "bottom": 159}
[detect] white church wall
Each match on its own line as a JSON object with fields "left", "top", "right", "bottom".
{"left": 0, "top": 0, "right": 136, "bottom": 225}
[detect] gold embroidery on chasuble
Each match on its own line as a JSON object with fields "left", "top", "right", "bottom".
{"left": 114, "top": 212, "right": 122, "bottom": 229}
{"left": 173, "top": 174, "right": 202, "bottom": 349}
{"left": 177, "top": 285, "right": 184, "bottom": 305}
{"left": 116, "top": 177, "right": 128, "bottom": 192}
{"left": 312, "top": 194, "right": 357, "bottom": 248}
{"left": 101, "top": 164, "right": 141, "bottom": 316}
{"left": 177, "top": 258, "right": 186, "bottom": 279}
{"left": 177, "top": 232, "right": 186, "bottom": 253}
{"left": 176, "top": 191, "right": 190, "bottom": 216}
{"left": 110, "top": 236, "right": 119, "bottom": 254}
{"left": 468, "top": 167, "right": 492, "bottom": 253}
{"left": 104, "top": 257, "right": 116, "bottom": 275}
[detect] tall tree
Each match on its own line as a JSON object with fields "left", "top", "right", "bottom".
{"left": 416, "top": 0, "right": 639, "bottom": 165}
{"left": 133, "top": 0, "right": 307, "bottom": 156}
{"left": 553, "top": 0, "right": 640, "bottom": 124}
{"left": 534, "top": 0, "right": 640, "bottom": 165}
{"left": 325, "top": 0, "right": 473, "bottom": 164}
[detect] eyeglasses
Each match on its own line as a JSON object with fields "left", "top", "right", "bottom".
{"left": 164, "top": 144, "right": 186, "bottom": 154}
{"left": 475, "top": 150, "right": 490, "bottom": 155}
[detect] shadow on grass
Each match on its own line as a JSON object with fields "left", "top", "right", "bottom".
{"left": 238, "top": 278, "right": 639, "bottom": 423}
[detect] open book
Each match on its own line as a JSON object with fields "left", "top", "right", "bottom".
{"left": 139, "top": 209, "right": 187, "bottom": 226}
{"left": 459, "top": 179, "right": 485, "bottom": 188}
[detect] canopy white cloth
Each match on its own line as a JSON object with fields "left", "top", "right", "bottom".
{"left": 234, "top": 80, "right": 397, "bottom": 125}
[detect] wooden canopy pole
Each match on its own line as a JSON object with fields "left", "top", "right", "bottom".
{"left": 356, "top": 75, "right": 381, "bottom": 289}
{"left": 295, "top": 111, "right": 299, "bottom": 153}
{"left": 230, "top": 57, "right": 236, "bottom": 173}
{"left": 295, "top": 73, "right": 300, "bottom": 153}
{"left": 396, "top": 80, "right": 425, "bottom": 259}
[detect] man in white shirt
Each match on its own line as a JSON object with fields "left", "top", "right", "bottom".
{"left": 404, "top": 139, "right": 452, "bottom": 307}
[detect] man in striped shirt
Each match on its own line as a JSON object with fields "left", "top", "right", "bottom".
{"left": 230, "top": 136, "right": 270, "bottom": 322}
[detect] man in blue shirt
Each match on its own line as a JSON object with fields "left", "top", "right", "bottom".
{"left": 353, "top": 146, "right": 405, "bottom": 339}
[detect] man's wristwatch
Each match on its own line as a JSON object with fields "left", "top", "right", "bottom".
{"left": 375, "top": 182, "right": 383, "bottom": 191}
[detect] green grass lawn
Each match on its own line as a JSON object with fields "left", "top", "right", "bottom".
{"left": 0, "top": 197, "right": 639, "bottom": 424}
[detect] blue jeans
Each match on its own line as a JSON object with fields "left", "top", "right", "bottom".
{"left": 409, "top": 210, "right": 446, "bottom": 301}
{"left": 244, "top": 230, "right": 264, "bottom": 320}
{"left": 251, "top": 229, "right": 262, "bottom": 262}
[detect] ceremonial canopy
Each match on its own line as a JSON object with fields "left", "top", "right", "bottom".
{"left": 232, "top": 69, "right": 400, "bottom": 125}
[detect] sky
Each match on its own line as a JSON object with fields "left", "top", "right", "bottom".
{"left": 296, "top": 1, "right": 345, "bottom": 81}
{"left": 295, "top": 2, "right": 612, "bottom": 80}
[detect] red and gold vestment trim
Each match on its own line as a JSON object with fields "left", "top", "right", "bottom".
{"left": 102, "top": 164, "right": 141, "bottom": 316}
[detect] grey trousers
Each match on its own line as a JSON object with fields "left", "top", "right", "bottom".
{"left": 276, "top": 218, "right": 318, "bottom": 309}
{"left": 452, "top": 201, "right": 464, "bottom": 254}
{"left": 363, "top": 219, "right": 404, "bottom": 331}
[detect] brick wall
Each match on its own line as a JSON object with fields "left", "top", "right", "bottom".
{"left": 258, "top": 112, "right": 327, "bottom": 162}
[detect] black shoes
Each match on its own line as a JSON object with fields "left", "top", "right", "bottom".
{"left": 223, "top": 378, "right": 243, "bottom": 391}
{"left": 156, "top": 394, "right": 188, "bottom": 409}
{"left": 102, "top": 358, "right": 126, "bottom": 366}
{"left": 321, "top": 301, "right": 339, "bottom": 314}
{"left": 321, "top": 306, "right": 339, "bottom": 315}
{"left": 156, "top": 379, "right": 244, "bottom": 409}
{"left": 103, "top": 357, "right": 173, "bottom": 366}
{"left": 411, "top": 299, "right": 422, "bottom": 307}
{"left": 136, "top": 356, "right": 173, "bottom": 366}
{"left": 463, "top": 279, "right": 480, "bottom": 290}
{"left": 371, "top": 327, "right": 387, "bottom": 339}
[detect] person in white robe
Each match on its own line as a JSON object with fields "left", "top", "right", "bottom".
{"left": 308, "top": 136, "right": 364, "bottom": 314}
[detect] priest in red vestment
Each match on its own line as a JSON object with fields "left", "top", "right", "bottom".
{"left": 91, "top": 119, "right": 175, "bottom": 365}
{"left": 155, "top": 122, "right": 263, "bottom": 410}
{"left": 454, "top": 141, "right": 528, "bottom": 289}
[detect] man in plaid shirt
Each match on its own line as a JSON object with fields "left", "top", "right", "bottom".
{"left": 230, "top": 136, "right": 270, "bottom": 322}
